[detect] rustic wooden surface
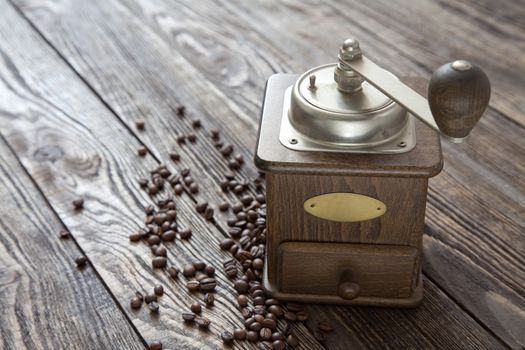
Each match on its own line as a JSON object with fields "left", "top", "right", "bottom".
{"left": 0, "top": 0, "right": 523, "bottom": 349}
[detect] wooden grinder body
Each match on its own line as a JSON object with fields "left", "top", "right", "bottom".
{"left": 255, "top": 74, "right": 443, "bottom": 307}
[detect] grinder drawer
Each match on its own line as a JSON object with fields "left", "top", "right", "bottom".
{"left": 278, "top": 242, "right": 419, "bottom": 299}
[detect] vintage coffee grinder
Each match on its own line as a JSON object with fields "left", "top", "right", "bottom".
{"left": 254, "top": 39, "right": 490, "bottom": 307}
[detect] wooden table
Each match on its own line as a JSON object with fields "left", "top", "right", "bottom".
{"left": 0, "top": 0, "right": 523, "bottom": 349}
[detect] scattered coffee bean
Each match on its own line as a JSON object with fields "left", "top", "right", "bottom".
{"left": 234, "top": 328, "right": 246, "bottom": 340}
{"left": 287, "top": 334, "right": 299, "bottom": 347}
{"left": 174, "top": 184, "right": 183, "bottom": 195}
{"left": 135, "top": 120, "right": 145, "bottom": 130}
{"left": 262, "top": 318, "right": 277, "bottom": 330}
{"left": 220, "top": 238, "right": 235, "bottom": 250}
{"left": 228, "top": 159, "right": 241, "bottom": 170}
{"left": 72, "top": 198, "right": 84, "bottom": 210}
{"left": 169, "top": 152, "right": 180, "bottom": 162}
{"left": 145, "top": 293, "right": 157, "bottom": 303}
{"left": 234, "top": 279, "right": 249, "bottom": 294}
{"left": 246, "top": 331, "right": 258, "bottom": 342}
{"left": 204, "top": 207, "right": 214, "bottom": 220}
{"left": 58, "top": 230, "right": 70, "bottom": 239}
{"left": 148, "top": 341, "right": 162, "bottom": 350}
{"left": 137, "top": 146, "right": 147, "bottom": 157}
{"left": 221, "top": 331, "right": 234, "bottom": 345}
{"left": 199, "top": 278, "right": 217, "bottom": 292}
{"left": 195, "top": 316, "right": 211, "bottom": 329}
{"left": 176, "top": 106, "right": 186, "bottom": 117}
{"left": 186, "top": 280, "right": 200, "bottom": 292}
{"left": 192, "top": 119, "right": 201, "bottom": 128}
{"left": 135, "top": 291, "right": 144, "bottom": 301}
{"left": 204, "top": 265, "right": 215, "bottom": 275}
{"left": 237, "top": 294, "right": 248, "bottom": 307}
{"left": 210, "top": 129, "right": 220, "bottom": 140}
{"left": 203, "top": 293, "right": 215, "bottom": 306}
{"left": 318, "top": 320, "right": 334, "bottom": 333}
{"left": 268, "top": 305, "right": 283, "bottom": 318}
{"left": 258, "top": 341, "right": 273, "bottom": 350}
{"left": 179, "top": 228, "right": 192, "bottom": 240}
{"left": 148, "top": 301, "right": 159, "bottom": 313}
{"left": 154, "top": 285, "right": 164, "bottom": 296}
{"left": 193, "top": 261, "right": 206, "bottom": 270}
{"left": 161, "top": 231, "right": 175, "bottom": 242}
{"left": 195, "top": 202, "right": 208, "bottom": 213}
{"left": 147, "top": 235, "right": 161, "bottom": 246}
{"left": 176, "top": 135, "right": 186, "bottom": 144}
{"left": 187, "top": 133, "right": 196, "bottom": 143}
{"left": 190, "top": 302, "right": 202, "bottom": 314}
{"left": 249, "top": 322, "right": 262, "bottom": 332}
{"left": 260, "top": 327, "right": 272, "bottom": 341}
{"left": 130, "top": 297, "right": 142, "bottom": 309}
{"left": 167, "top": 266, "right": 179, "bottom": 279}
{"left": 235, "top": 154, "right": 244, "bottom": 164}
{"left": 152, "top": 257, "right": 167, "bottom": 268}
{"left": 75, "top": 256, "right": 87, "bottom": 268}
{"left": 138, "top": 178, "right": 148, "bottom": 188}
{"left": 218, "top": 202, "right": 229, "bottom": 211}
{"left": 273, "top": 340, "right": 285, "bottom": 350}
{"left": 189, "top": 183, "right": 199, "bottom": 194}
{"left": 182, "top": 312, "right": 196, "bottom": 323}
{"left": 183, "top": 264, "right": 196, "bottom": 277}
{"left": 220, "top": 144, "right": 233, "bottom": 157}
{"left": 272, "top": 332, "right": 284, "bottom": 341}
{"left": 129, "top": 232, "right": 142, "bottom": 242}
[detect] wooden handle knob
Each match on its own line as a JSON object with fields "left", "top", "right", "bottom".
{"left": 337, "top": 270, "right": 360, "bottom": 300}
{"left": 428, "top": 60, "right": 491, "bottom": 140}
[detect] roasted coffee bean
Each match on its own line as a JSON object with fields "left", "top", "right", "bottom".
{"left": 179, "top": 228, "right": 192, "bottom": 240}
{"left": 246, "top": 331, "right": 258, "bottom": 342}
{"left": 174, "top": 184, "right": 183, "bottom": 195}
{"left": 154, "top": 285, "right": 164, "bottom": 296}
{"left": 186, "top": 280, "right": 200, "bottom": 292}
{"left": 318, "top": 320, "right": 334, "bottom": 333}
{"left": 176, "top": 135, "right": 186, "bottom": 144}
{"left": 253, "top": 296, "right": 265, "bottom": 306}
{"left": 190, "top": 302, "right": 202, "bottom": 314}
{"left": 272, "top": 332, "right": 284, "bottom": 341}
{"left": 148, "top": 184, "right": 159, "bottom": 195}
{"left": 296, "top": 310, "right": 309, "bottom": 322}
{"left": 228, "top": 227, "right": 242, "bottom": 238}
{"left": 72, "top": 198, "right": 84, "bottom": 210}
{"left": 192, "top": 119, "right": 201, "bottom": 128}
{"left": 167, "top": 266, "right": 179, "bottom": 279}
{"left": 234, "top": 154, "right": 244, "bottom": 164}
{"left": 229, "top": 244, "right": 239, "bottom": 256}
{"left": 204, "top": 207, "right": 214, "bottom": 220}
{"left": 226, "top": 218, "right": 237, "bottom": 227}
{"left": 58, "top": 230, "right": 70, "bottom": 239}
{"left": 129, "top": 232, "right": 142, "bottom": 242}
{"left": 241, "top": 307, "right": 252, "bottom": 319}
{"left": 135, "top": 120, "right": 145, "bottom": 130}
{"left": 265, "top": 298, "right": 279, "bottom": 306}
{"left": 152, "top": 257, "right": 167, "bottom": 268}
{"left": 193, "top": 261, "right": 206, "bottom": 270}
{"left": 286, "top": 303, "right": 303, "bottom": 312}
{"left": 148, "top": 341, "right": 162, "bottom": 350}
{"left": 203, "top": 293, "right": 215, "bottom": 306}
{"left": 182, "top": 312, "right": 196, "bottom": 323}
{"left": 249, "top": 322, "right": 262, "bottom": 332}
{"left": 273, "top": 340, "right": 285, "bottom": 350}
{"left": 266, "top": 313, "right": 277, "bottom": 321}
{"left": 183, "top": 264, "right": 196, "bottom": 277}
{"left": 228, "top": 159, "right": 241, "bottom": 170}
{"left": 284, "top": 312, "right": 297, "bottom": 321}
{"left": 205, "top": 265, "right": 215, "bottom": 275}
{"left": 219, "top": 179, "right": 229, "bottom": 191}
{"left": 233, "top": 185, "right": 244, "bottom": 194}
{"left": 262, "top": 319, "right": 277, "bottom": 330}
{"left": 220, "top": 144, "right": 233, "bottom": 157}
{"left": 183, "top": 176, "right": 194, "bottom": 186}
{"left": 237, "top": 294, "right": 248, "bottom": 307}
{"left": 148, "top": 301, "right": 159, "bottom": 313}
{"left": 161, "top": 231, "right": 175, "bottom": 242}
{"left": 287, "top": 334, "right": 299, "bottom": 347}
{"left": 210, "top": 129, "right": 220, "bottom": 140}
{"left": 135, "top": 291, "right": 144, "bottom": 301}
{"left": 130, "top": 297, "right": 142, "bottom": 309}
{"left": 232, "top": 202, "right": 243, "bottom": 213}
{"left": 195, "top": 202, "right": 207, "bottom": 213}
{"left": 189, "top": 183, "right": 199, "bottom": 194}
{"left": 137, "top": 146, "right": 147, "bottom": 157}
{"left": 166, "top": 210, "right": 177, "bottom": 221}
{"left": 258, "top": 341, "right": 272, "bottom": 350}
{"left": 260, "top": 328, "right": 272, "bottom": 341}
{"left": 75, "top": 256, "right": 88, "bottom": 268}
{"left": 180, "top": 168, "right": 190, "bottom": 176}
{"left": 138, "top": 178, "right": 149, "bottom": 188}
{"left": 268, "top": 305, "right": 284, "bottom": 318}
{"left": 234, "top": 328, "right": 246, "bottom": 340}
{"left": 241, "top": 195, "right": 253, "bottom": 206}
{"left": 147, "top": 235, "right": 161, "bottom": 246}
{"left": 252, "top": 258, "right": 264, "bottom": 270}
{"left": 169, "top": 152, "right": 180, "bottom": 162}
{"left": 199, "top": 278, "right": 217, "bottom": 292}
{"left": 254, "top": 314, "right": 265, "bottom": 323}
{"left": 145, "top": 293, "right": 157, "bottom": 303}
{"left": 176, "top": 105, "right": 186, "bottom": 117}
{"left": 221, "top": 331, "right": 234, "bottom": 345}
{"left": 218, "top": 202, "right": 229, "bottom": 211}
{"left": 196, "top": 316, "right": 211, "bottom": 329}
{"left": 187, "top": 133, "right": 197, "bottom": 143}
{"left": 234, "top": 279, "right": 249, "bottom": 294}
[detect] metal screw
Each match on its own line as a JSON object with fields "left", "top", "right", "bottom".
{"left": 397, "top": 141, "right": 407, "bottom": 148}
{"left": 309, "top": 75, "right": 316, "bottom": 90}
{"left": 289, "top": 139, "right": 298, "bottom": 145}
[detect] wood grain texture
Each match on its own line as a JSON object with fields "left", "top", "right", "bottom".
{"left": 6, "top": 0, "right": 523, "bottom": 348}
{"left": 0, "top": 138, "right": 144, "bottom": 349}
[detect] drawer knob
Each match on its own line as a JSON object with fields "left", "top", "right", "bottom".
{"left": 337, "top": 270, "right": 360, "bottom": 300}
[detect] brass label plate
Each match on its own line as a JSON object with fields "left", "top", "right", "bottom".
{"left": 303, "top": 192, "right": 386, "bottom": 222}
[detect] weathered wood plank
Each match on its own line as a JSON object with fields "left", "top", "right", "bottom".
{"left": 0, "top": 139, "right": 144, "bottom": 349}
{"left": 0, "top": 2, "right": 323, "bottom": 349}
{"left": 7, "top": 0, "right": 518, "bottom": 348}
